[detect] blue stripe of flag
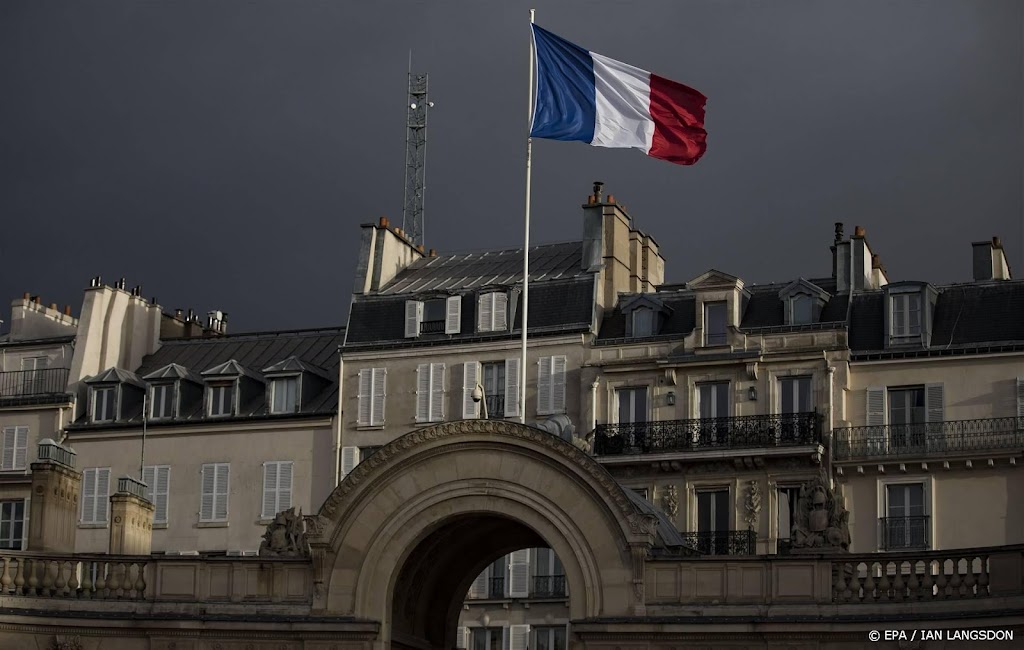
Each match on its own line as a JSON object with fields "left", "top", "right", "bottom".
{"left": 530, "top": 25, "right": 596, "bottom": 143}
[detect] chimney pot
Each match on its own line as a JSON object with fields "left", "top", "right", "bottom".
{"left": 607, "top": 194, "right": 616, "bottom": 204}
{"left": 175, "top": 309, "right": 183, "bottom": 318}
{"left": 834, "top": 222, "right": 844, "bottom": 243}
{"left": 853, "top": 225, "right": 866, "bottom": 238}
{"left": 22, "top": 292, "right": 29, "bottom": 300}
{"left": 151, "top": 296, "right": 157, "bottom": 305}
{"left": 31, "top": 295, "right": 40, "bottom": 303}
{"left": 64, "top": 305, "right": 72, "bottom": 316}
{"left": 417, "top": 244, "right": 425, "bottom": 253}
{"left": 428, "top": 248, "right": 436, "bottom": 257}
{"left": 587, "top": 195, "right": 596, "bottom": 205}
{"left": 993, "top": 236, "right": 1002, "bottom": 249}
{"left": 379, "top": 216, "right": 389, "bottom": 228}
{"left": 593, "top": 181, "right": 604, "bottom": 203}
{"left": 49, "top": 303, "right": 57, "bottom": 310}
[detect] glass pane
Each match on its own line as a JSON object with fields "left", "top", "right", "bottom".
{"left": 633, "top": 308, "right": 654, "bottom": 337}
{"left": 798, "top": 377, "right": 812, "bottom": 411}
{"left": 715, "top": 384, "right": 729, "bottom": 417}
{"left": 698, "top": 385, "right": 712, "bottom": 418}
{"left": 792, "top": 296, "right": 813, "bottom": 324}
{"left": 554, "top": 628, "right": 567, "bottom": 650}
{"left": 705, "top": 302, "right": 727, "bottom": 344}
{"left": 780, "top": 379, "right": 794, "bottom": 414}
{"left": 424, "top": 299, "right": 445, "bottom": 322}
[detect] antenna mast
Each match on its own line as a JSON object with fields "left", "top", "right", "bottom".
{"left": 402, "top": 52, "right": 432, "bottom": 247}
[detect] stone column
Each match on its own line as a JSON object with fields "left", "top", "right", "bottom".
{"left": 108, "top": 476, "right": 154, "bottom": 555}
{"left": 27, "top": 439, "right": 81, "bottom": 553}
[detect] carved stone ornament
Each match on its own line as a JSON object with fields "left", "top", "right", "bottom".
{"left": 259, "top": 506, "right": 310, "bottom": 557}
{"left": 789, "top": 471, "right": 850, "bottom": 552}
{"left": 661, "top": 485, "right": 679, "bottom": 519}
{"left": 742, "top": 480, "right": 762, "bottom": 530}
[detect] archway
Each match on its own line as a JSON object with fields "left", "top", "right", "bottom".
{"left": 305, "top": 420, "right": 661, "bottom": 650}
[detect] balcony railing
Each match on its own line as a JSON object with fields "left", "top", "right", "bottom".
{"left": 532, "top": 574, "right": 566, "bottom": 597}
{"left": 485, "top": 394, "right": 505, "bottom": 419}
{"left": 419, "top": 320, "right": 446, "bottom": 334}
{"left": 880, "top": 516, "right": 930, "bottom": 550}
{"left": 488, "top": 576, "right": 504, "bottom": 599}
{"left": 0, "top": 369, "right": 70, "bottom": 401}
{"left": 832, "top": 417, "right": 1023, "bottom": 461}
{"left": 594, "top": 412, "right": 822, "bottom": 456}
{"left": 679, "top": 530, "right": 757, "bottom": 556}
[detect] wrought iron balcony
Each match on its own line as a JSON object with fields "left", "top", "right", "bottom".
{"left": 532, "top": 574, "right": 566, "bottom": 597}
{"left": 593, "top": 412, "right": 822, "bottom": 456}
{"left": 879, "top": 516, "right": 930, "bottom": 550}
{"left": 419, "top": 320, "right": 446, "bottom": 334}
{"left": 0, "top": 369, "right": 71, "bottom": 405}
{"left": 679, "top": 530, "right": 757, "bottom": 556}
{"left": 832, "top": 417, "right": 1023, "bottom": 461}
{"left": 487, "top": 576, "right": 504, "bottom": 599}
{"left": 485, "top": 394, "right": 505, "bottom": 419}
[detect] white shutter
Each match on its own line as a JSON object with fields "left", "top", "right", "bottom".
{"left": 405, "top": 300, "right": 424, "bottom": 338}
{"left": 463, "top": 362, "right": 481, "bottom": 419}
{"left": 866, "top": 387, "right": 886, "bottom": 426}
{"left": 551, "top": 355, "right": 567, "bottom": 414}
{"left": 504, "top": 358, "right": 520, "bottom": 418}
{"left": 372, "top": 368, "right": 387, "bottom": 425}
{"left": 96, "top": 468, "right": 110, "bottom": 523}
{"left": 478, "top": 293, "right": 494, "bottom": 332}
{"left": 509, "top": 549, "right": 530, "bottom": 597}
{"left": 13, "top": 427, "right": 27, "bottom": 470}
{"left": 469, "top": 568, "right": 489, "bottom": 598}
{"left": 1, "top": 428, "right": 14, "bottom": 471}
{"left": 458, "top": 627, "right": 470, "bottom": 650}
{"left": 200, "top": 464, "right": 216, "bottom": 521}
{"left": 262, "top": 462, "right": 278, "bottom": 519}
{"left": 143, "top": 466, "right": 155, "bottom": 500}
{"left": 502, "top": 626, "right": 510, "bottom": 650}
{"left": 509, "top": 625, "right": 530, "bottom": 650}
{"left": 416, "top": 364, "right": 431, "bottom": 423}
{"left": 445, "top": 296, "right": 462, "bottom": 334}
{"left": 155, "top": 466, "right": 170, "bottom": 524}
{"left": 341, "top": 446, "right": 360, "bottom": 478}
{"left": 279, "top": 461, "right": 293, "bottom": 512}
{"left": 1017, "top": 377, "right": 1024, "bottom": 418}
{"left": 357, "top": 369, "right": 372, "bottom": 426}
{"left": 82, "top": 469, "right": 96, "bottom": 523}
{"left": 494, "top": 293, "right": 508, "bottom": 331}
{"left": 214, "top": 464, "right": 229, "bottom": 520}
{"left": 430, "top": 363, "right": 446, "bottom": 422}
{"left": 21, "top": 496, "right": 29, "bottom": 551}
{"left": 537, "top": 357, "right": 553, "bottom": 415}
{"left": 925, "top": 383, "right": 944, "bottom": 423}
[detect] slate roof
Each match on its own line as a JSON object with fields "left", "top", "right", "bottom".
{"left": 69, "top": 327, "right": 344, "bottom": 428}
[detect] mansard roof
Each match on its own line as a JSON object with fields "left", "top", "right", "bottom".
{"left": 84, "top": 367, "right": 145, "bottom": 388}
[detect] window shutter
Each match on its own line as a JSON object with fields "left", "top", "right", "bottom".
{"left": 262, "top": 462, "right": 278, "bottom": 519}
{"left": 341, "top": 446, "right": 360, "bottom": 478}
{"left": 551, "top": 356, "right": 567, "bottom": 413}
{"left": 1016, "top": 377, "right": 1024, "bottom": 418}
{"left": 405, "top": 300, "right": 423, "bottom": 338}
{"left": 214, "top": 464, "right": 229, "bottom": 520}
{"left": 925, "top": 383, "right": 944, "bottom": 424}
{"left": 1, "top": 428, "right": 14, "bottom": 471}
{"left": 445, "top": 296, "right": 462, "bottom": 334}
{"left": 430, "top": 363, "right": 446, "bottom": 422}
{"left": 509, "top": 548, "right": 530, "bottom": 597}
{"left": 502, "top": 626, "right": 510, "bottom": 650}
{"left": 200, "top": 465, "right": 215, "bottom": 521}
{"left": 415, "top": 364, "right": 430, "bottom": 423}
{"left": 463, "top": 362, "right": 481, "bottom": 419}
{"left": 457, "top": 627, "right": 468, "bottom": 650}
{"left": 510, "top": 625, "right": 530, "bottom": 650}
{"left": 279, "top": 461, "right": 293, "bottom": 512}
{"left": 82, "top": 469, "right": 96, "bottom": 523}
{"left": 143, "top": 466, "right": 155, "bottom": 501}
{"left": 357, "top": 369, "right": 371, "bottom": 426}
{"left": 372, "top": 368, "right": 387, "bottom": 425}
{"left": 537, "top": 357, "right": 553, "bottom": 415}
{"left": 96, "top": 468, "right": 110, "bottom": 523}
{"left": 866, "top": 387, "right": 886, "bottom": 426}
{"left": 494, "top": 293, "right": 508, "bottom": 331}
{"left": 478, "top": 293, "right": 494, "bottom": 332}
{"left": 13, "top": 427, "right": 27, "bottom": 470}
{"left": 469, "top": 568, "right": 489, "bottom": 598}
{"left": 504, "top": 358, "right": 520, "bottom": 418}
{"left": 155, "top": 467, "right": 170, "bottom": 524}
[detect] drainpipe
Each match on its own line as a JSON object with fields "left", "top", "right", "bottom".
{"left": 590, "top": 379, "right": 600, "bottom": 432}
{"left": 335, "top": 350, "right": 344, "bottom": 486}
{"left": 826, "top": 354, "right": 835, "bottom": 486}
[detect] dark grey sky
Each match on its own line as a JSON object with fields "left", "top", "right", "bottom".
{"left": 2, "top": 1, "right": 1021, "bottom": 332}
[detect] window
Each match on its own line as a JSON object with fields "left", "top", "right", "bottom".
{"left": 537, "top": 355, "right": 567, "bottom": 415}
{"left": 142, "top": 465, "right": 170, "bottom": 524}
{"left": 630, "top": 487, "right": 649, "bottom": 500}
{"left": 357, "top": 368, "right": 387, "bottom": 426}
{"left": 631, "top": 307, "right": 655, "bottom": 337}
{"left": 208, "top": 382, "right": 235, "bottom": 417}
{"left": 270, "top": 377, "right": 299, "bottom": 414}
{"left": 261, "top": 461, "right": 293, "bottom": 519}
{"left": 482, "top": 361, "right": 505, "bottom": 418}
{"left": 533, "top": 547, "right": 566, "bottom": 597}
{"left": 358, "top": 446, "right": 381, "bottom": 461}
{"left": 340, "top": 446, "right": 360, "bottom": 478}
{"left": 698, "top": 382, "right": 730, "bottom": 418}
{"left": 616, "top": 387, "right": 648, "bottom": 424}
{"left": 489, "top": 556, "right": 507, "bottom": 598}
{"left": 534, "top": 627, "right": 567, "bottom": 650}
{"left": 21, "top": 356, "right": 48, "bottom": 394}
{"left": 0, "top": 426, "right": 28, "bottom": 471}
{"left": 200, "top": 463, "right": 230, "bottom": 522}
{"left": 150, "top": 383, "right": 175, "bottom": 420}
{"left": 779, "top": 376, "right": 812, "bottom": 414}
{"left": 890, "top": 293, "right": 922, "bottom": 339}
{"left": 703, "top": 301, "right": 727, "bottom": 345}
{"left": 92, "top": 386, "right": 116, "bottom": 423}
{"left": 471, "top": 628, "right": 504, "bottom": 650}
{"left": 81, "top": 468, "right": 111, "bottom": 525}
{"left": 696, "top": 489, "right": 730, "bottom": 554}
{"left": 0, "top": 501, "right": 25, "bottom": 550}
{"left": 478, "top": 292, "right": 508, "bottom": 332}
{"left": 883, "top": 483, "right": 928, "bottom": 549}
{"left": 776, "top": 486, "right": 801, "bottom": 553}
{"left": 888, "top": 386, "right": 924, "bottom": 449}
{"left": 415, "top": 363, "right": 445, "bottom": 423}
{"left": 791, "top": 295, "right": 814, "bottom": 325}
{"left": 420, "top": 298, "right": 447, "bottom": 334}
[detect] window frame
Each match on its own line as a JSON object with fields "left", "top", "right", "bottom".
{"left": 150, "top": 382, "right": 176, "bottom": 420}
{"left": 91, "top": 385, "right": 117, "bottom": 423}
{"left": 0, "top": 426, "right": 28, "bottom": 472}
{"left": 790, "top": 294, "right": 814, "bottom": 325}
{"left": 357, "top": 367, "right": 387, "bottom": 426}
{"left": 81, "top": 467, "right": 111, "bottom": 525}
{"left": 878, "top": 477, "right": 932, "bottom": 551}
{"left": 142, "top": 465, "right": 171, "bottom": 525}
{"left": 270, "top": 375, "right": 300, "bottom": 415}
{"left": 261, "top": 460, "right": 293, "bottom": 520}
{"left": 207, "top": 381, "right": 237, "bottom": 418}
{"left": 703, "top": 301, "right": 728, "bottom": 346}
{"left": 199, "top": 462, "right": 230, "bottom": 523}
{"left": 890, "top": 292, "right": 923, "bottom": 340}
{"left": 0, "top": 500, "right": 25, "bottom": 550}
{"left": 631, "top": 307, "right": 655, "bottom": 338}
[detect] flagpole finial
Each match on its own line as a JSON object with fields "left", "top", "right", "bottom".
{"left": 593, "top": 181, "right": 604, "bottom": 203}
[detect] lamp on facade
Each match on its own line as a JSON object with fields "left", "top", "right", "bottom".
{"left": 666, "top": 391, "right": 676, "bottom": 406}
{"left": 748, "top": 386, "right": 758, "bottom": 401}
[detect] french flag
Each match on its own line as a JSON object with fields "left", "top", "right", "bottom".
{"left": 530, "top": 25, "right": 707, "bottom": 166}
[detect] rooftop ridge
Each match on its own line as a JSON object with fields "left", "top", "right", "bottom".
{"left": 159, "top": 325, "right": 345, "bottom": 344}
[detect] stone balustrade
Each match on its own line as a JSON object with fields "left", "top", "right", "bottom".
{"left": 832, "top": 548, "right": 1004, "bottom": 603}
{"left": 0, "top": 554, "right": 147, "bottom": 600}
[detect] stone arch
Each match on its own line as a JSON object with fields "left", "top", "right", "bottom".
{"left": 305, "top": 420, "right": 658, "bottom": 650}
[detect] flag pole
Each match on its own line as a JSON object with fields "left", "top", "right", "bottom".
{"left": 519, "top": 8, "right": 535, "bottom": 424}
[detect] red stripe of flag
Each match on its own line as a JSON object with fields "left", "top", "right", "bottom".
{"left": 648, "top": 74, "right": 708, "bottom": 165}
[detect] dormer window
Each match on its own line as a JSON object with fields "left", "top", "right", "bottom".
{"left": 777, "top": 279, "right": 830, "bottom": 326}
{"left": 620, "top": 294, "right": 671, "bottom": 339}
{"left": 478, "top": 292, "right": 508, "bottom": 332}
{"left": 208, "top": 381, "right": 236, "bottom": 417}
{"left": 92, "top": 386, "right": 116, "bottom": 423}
{"left": 421, "top": 299, "right": 446, "bottom": 333}
{"left": 891, "top": 293, "right": 922, "bottom": 339}
{"left": 704, "top": 302, "right": 727, "bottom": 345}
{"left": 270, "top": 376, "right": 299, "bottom": 414}
{"left": 405, "top": 296, "right": 462, "bottom": 337}
{"left": 150, "top": 383, "right": 175, "bottom": 420}
{"left": 791, "top": 295, "right": 814, "bottom": 325}
{"left": 883, "top": 283, "right": 936, "bottom": 349}
{"left": 632, "top": 308, "right": 655, "bottom": 337}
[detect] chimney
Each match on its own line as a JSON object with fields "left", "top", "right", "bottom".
{"left": 22, "top": 292, "right": 29, "bottom": 300}
{"left": 352, "top": 216, "right": 425, "bottom": 294}
{"left": 836, "top": 224, "right": 881, "bottom": 292}
{"left": 972, "top": 237, "right": 1012, "bottom": 281}
{"left": 64, "top": 305, "right": 72, "bottom": 316}
{"left": 831, "top": 222, "right": 844, "bottom": 279}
